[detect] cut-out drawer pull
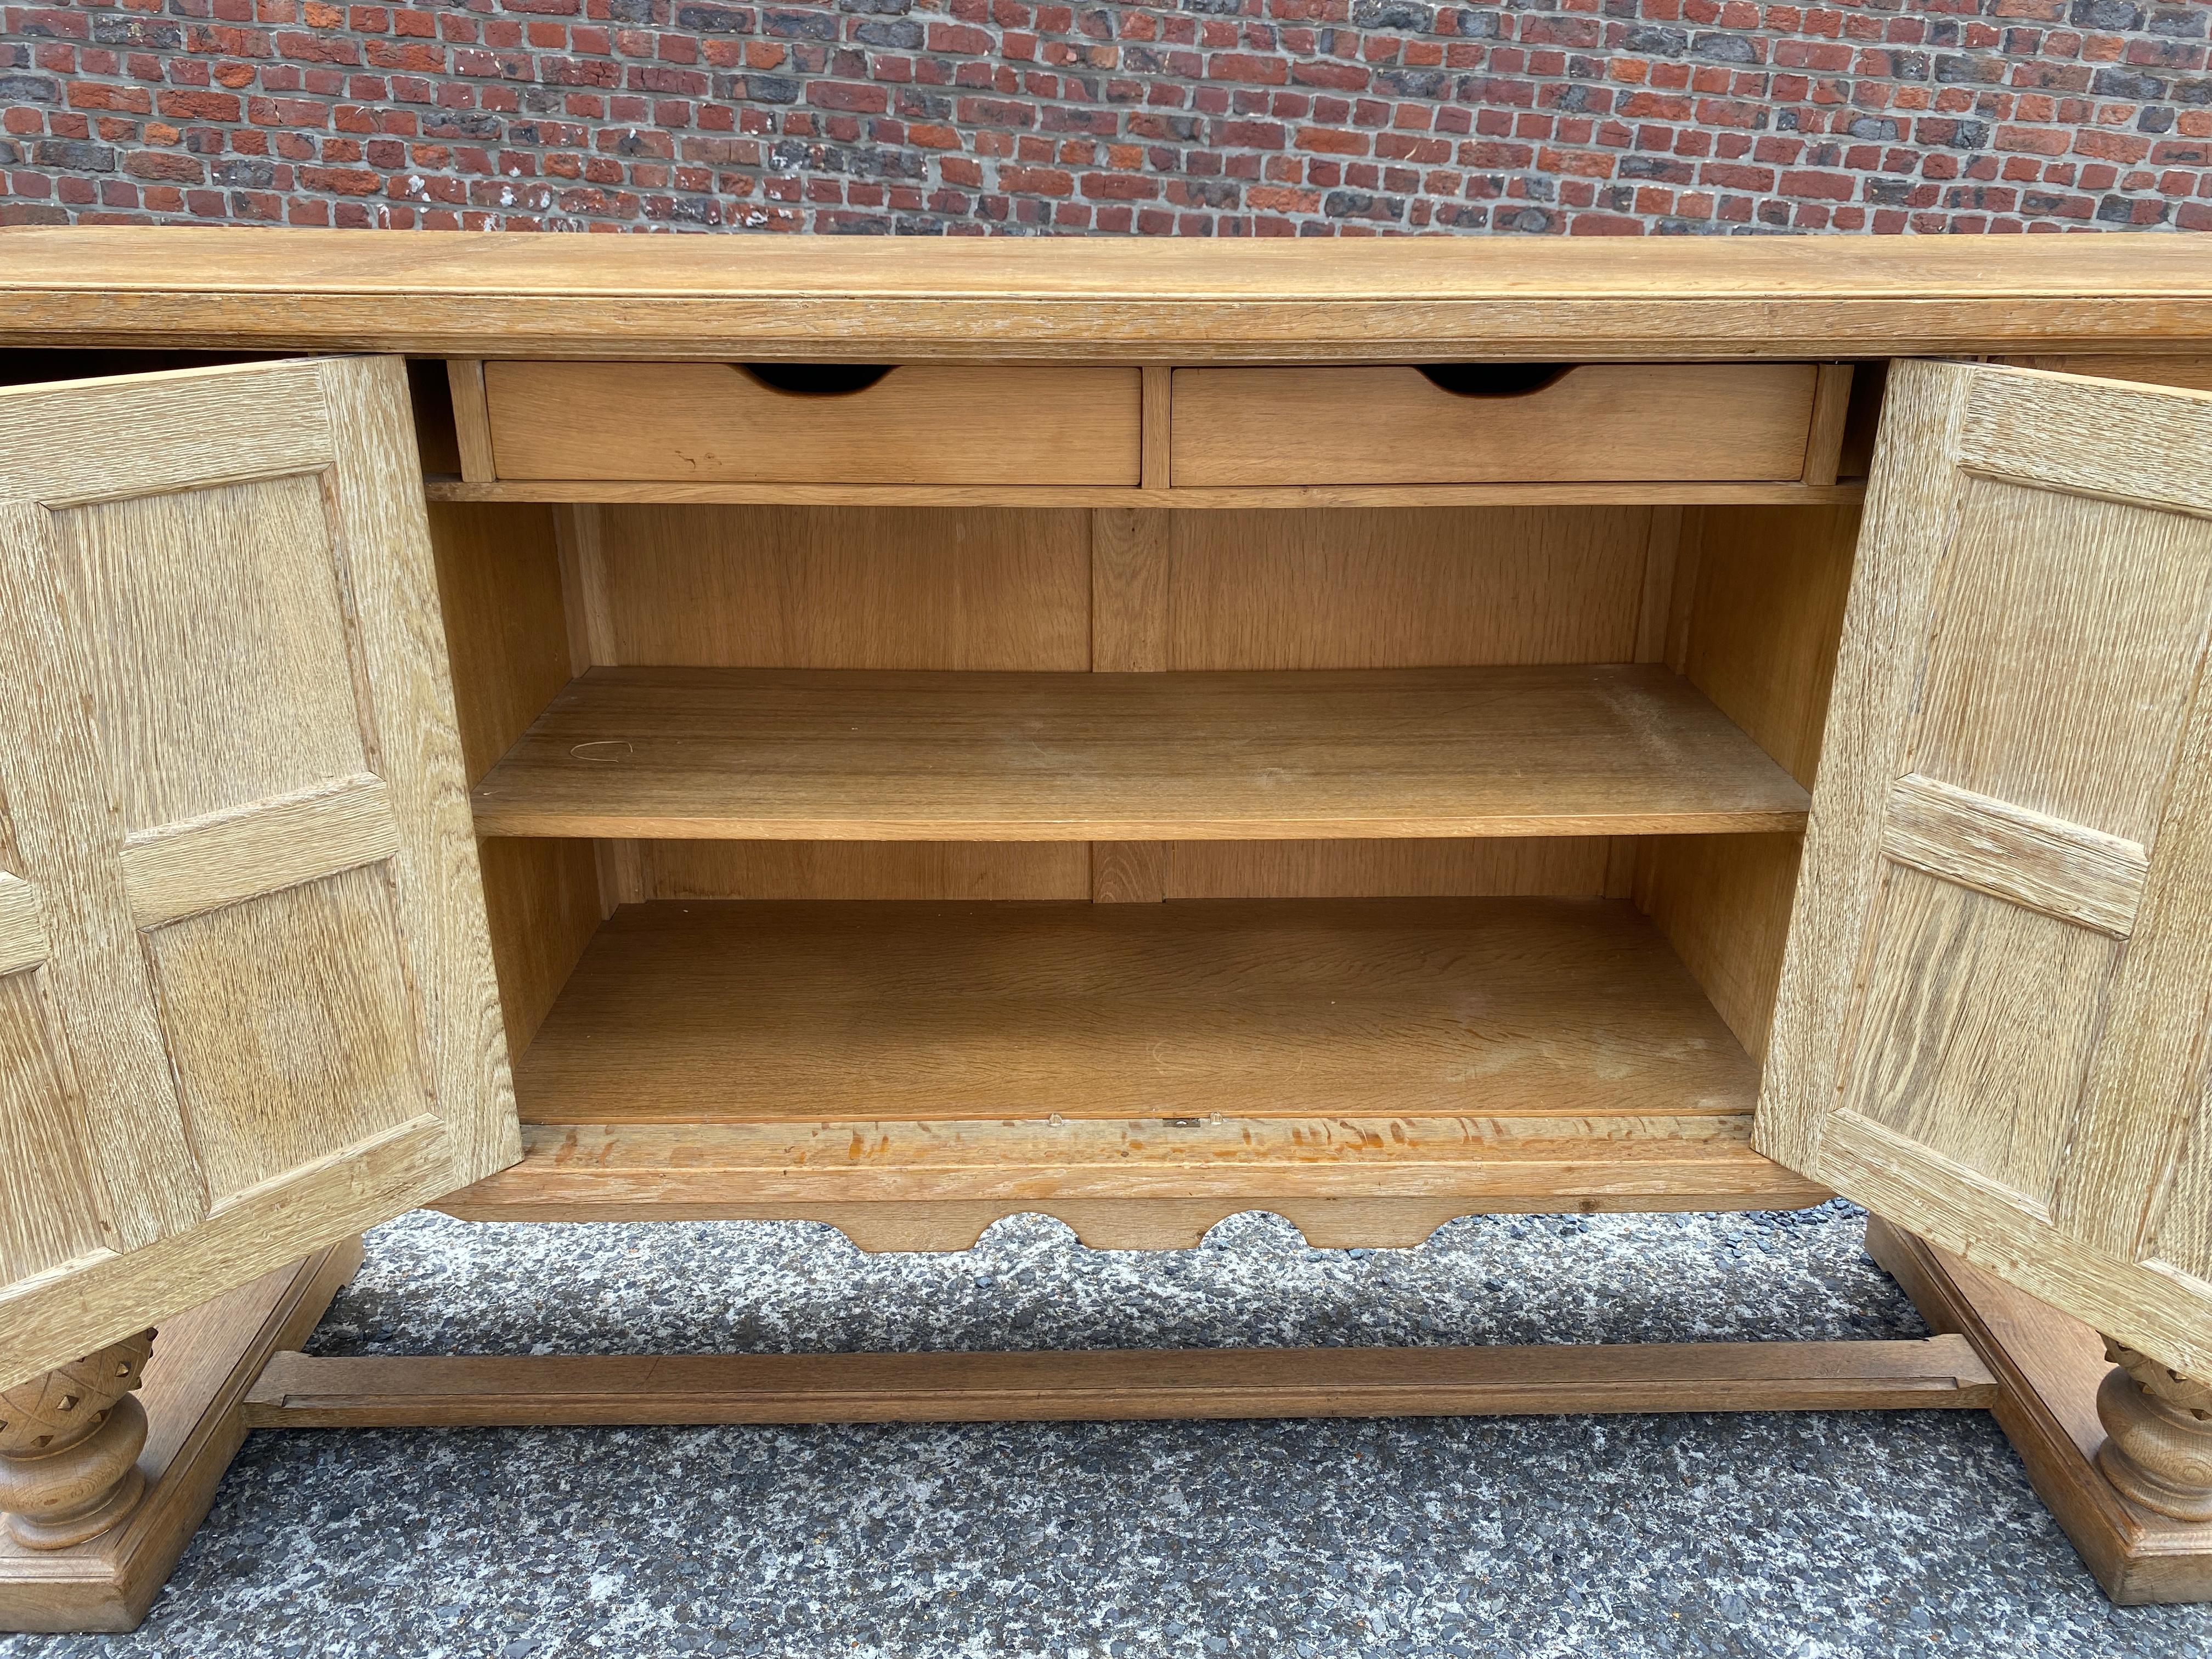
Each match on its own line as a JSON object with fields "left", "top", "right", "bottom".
{"left": 1415, "top": 364, "right": 1574, "bottom": 398}
{"left": 736, "top": 364, "right": 894, "bottom": 397}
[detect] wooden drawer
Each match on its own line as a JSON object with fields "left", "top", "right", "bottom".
{"left": 484, "top": 362, "right": 1143, "bottom": 484}
{"left": 1170, "top": 363, "right": 1822, "bottom": 486}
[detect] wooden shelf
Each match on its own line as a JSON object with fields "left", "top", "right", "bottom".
{"left": 471, "top": 665, "right": 1809, "bottom": 842}
{"left": 423, "top": 478, "right": 1866, "bottom": 508}
{"left": 442, "top": 898, "right": 1826, "bottom": 1231}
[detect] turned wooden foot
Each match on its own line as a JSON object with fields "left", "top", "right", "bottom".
{"left": 2096, "top": 1337, "right": 2212, "bottom": 1523}
{"left": 0, "top": 1331, "right": 156, "bottom": 1550}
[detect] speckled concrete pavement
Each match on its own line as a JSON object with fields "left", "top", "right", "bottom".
{"left": 6, "top": 1201, "right": 2210, "bottom": 1659}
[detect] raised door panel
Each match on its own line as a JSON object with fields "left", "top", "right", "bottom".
{"left": 1759, "top": 360, "right": 2212, "bottom": 1381}
{"left": 0, "top": 357, "right": 516, "bottom": 1390}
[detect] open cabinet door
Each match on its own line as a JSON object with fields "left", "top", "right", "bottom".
{"left": 0, "top": 358, "right": 516, "bottom": 1392}
{"left": 1760, "top": 359, "right": 2212, "bottom": 1381}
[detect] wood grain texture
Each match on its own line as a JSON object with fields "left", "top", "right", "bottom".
{"left": 551, "top": 504, "right": 614, "bottom": 677}
{"left": 1171, "top": 364, "right": 1819, "bottom": 485}
{"left": 1868, "top": 1218, "right": 2212, "bottom": 1607}
{"left": 315, "top": 356, "right": 518, "bottom": 1190}
{"left": 1140, "top": 365, "right": 1171, "bottom": 489}
{"left": 1907, "top": 476, "right": 2212, "bottom": 849}
{"left": 1633, "top": 831, "right": 1804, "bottom": 1066}
{"left": 1801, "top": 364, "right": 1855, "bottom": 487}
{"left": 1760, "top": 360, "right": 2212, "bottom": 1383}
{"left": 2006, "top": 356, "right": 2212, "bottom": 396}
{"left": 638, "top": 841, "right": 1090, "bottom": 902}
{"left": 590, "top": 504, "right": 1092, "bottom": 670}
{"left": 0, "top": 876, "right": 47, "bottom": 979}
{"left": 422, "top": 479, "right": 1867, "bottom": 509}
{"left": 1632, "top": 507, "right": 1683, "bottom": 665}
{"left": 0, "top": 968, "right": 105, "bottom": 1285}
{"left": 1674, "top": 502, "right": 1860, "bottom": 788}
{"left": 1090, "top": 842, "right": 1166, "bottom": 904}
{"left": 486, "top": 362, "right": 1143, "bottom": 484}
{"left": 578, "top": 501, "right": 1094, "bottom": 901}
{"left": 56, "top": 471, "right": 371, "bottom": 835}
{"left": 443, "top": 360, "right": 495, "bottom": 484}
{"left": 0, "top": 357, "right": 516, "bottom": 1394}
{"left": 469, "top": 665, "right": 1810, "bottom": 842}
{"left": 437, "top": 1194, "right": 1624, "bottom": 1249}
{"left": 0, "top": 1120, "right": 443, "bottom": 1400}
{"left": 1882, "top": 773, "right": 2148, "bottom": 939}
{"left": 1839, "top": 867, "right": 2116, "bottom": 1210}
{"left": 0, "top": 1239, "right": 359, "bottom": 1635}
{"left": 2062, "top": 577, "right": 2212, "bottom": 1265}
{"left": 473, "top": 837, "right": 602, "bottom": 1055}
{"left": 472, "top": 1110, "right": 1810, "bottom": 1198}
{"left": 1164, "top": 506, "right": 1652, "bottom": 669}
{"left": 425, "top": 500, "right": 572, "bottom": 783}
{"left": 10, "top": 229, "right": 2212, "bottom": 360}
{"left": 424, "top": 498, "right": 599, "bottom": 1049}
{"left": 1159, "top": 845, "right": 1610, "bottom": 898}
{"left": 1959, "top": 367, "right": 2212, "bottom": 521}
{"left": 143, "top": 866, "right": 432, "bottom": 1206}
{"left": 0, "top": 360, "right": 329, "bottom": 503}
{"left": 1161, "top": 838, "right": 1610, "bottom": 900}
{"left": 1756, "top": 359, "right": 1972, "bottom": 1178}
{"left": 444, "top": 1113, "right": 1826, "bottom": 1224}
{"left": 1089, "top": 507, "right": 1170, "bottom": 673}
{"left": 1142, "top": 504, "right": 1668, "bottom": 902}
{"left": 0, "top": 498, "right": 201, "bottom": 1250}
{"left": 240, "top": 1337, "right": 1994, "bottom": 1429}
{"left": 510, "top": 896, "right": 1764, "bottom": 1127}
{"left": 117, "top": 775, "right": 398, "bottom": 930}
{"left": 1633, "top": 501, "right": 1858, "bottom": 1064}
{"left": 712, "top": 844, "right": 1617, "bottom": 911}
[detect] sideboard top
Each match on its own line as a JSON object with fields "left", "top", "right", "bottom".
{"left": 4, "top": 228, "right": 2211, "bottom": 362}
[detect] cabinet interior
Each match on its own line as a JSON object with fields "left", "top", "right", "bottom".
{"left": 428, "top": 475, "right": 1864, "bottom": 1244}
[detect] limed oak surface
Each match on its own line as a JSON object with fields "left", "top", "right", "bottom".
{"left": 471, "top": 665, "right": 1809, "bottom": 842}
{"left": 7, "top": 230, "right": 2212, "bottom": 359}
{"left": 0, "top": 358, "right": 514, "bottom": 1395}
{"left": 1758, "top": 363, "right": 2212, "bottom": 1384}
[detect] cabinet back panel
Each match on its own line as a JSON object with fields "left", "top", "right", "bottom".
{"left": 1164, "top": 838, "right": 1609, "bottom": 899}
{"left": 1166, "top": 506, "right": 1653, "bottom": 669}
{"left": 595, "top": 505, "right": 1094, "bottom": 670}
{"left": 645, "top": 841, "right": 1091, "bottom": 901}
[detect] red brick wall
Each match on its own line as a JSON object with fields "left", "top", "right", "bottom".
{"left": 3, "top": 0, "right": 2209, "bottom": 233}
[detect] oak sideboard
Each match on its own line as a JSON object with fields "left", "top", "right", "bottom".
{"left": 3, "top": 228, "right": 2212, "bottom": 1629}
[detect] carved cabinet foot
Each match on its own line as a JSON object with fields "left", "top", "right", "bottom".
{"left": 2096, "top": 1337, "right": 2212, "bottom": 1523}
{"left": 0, "top": 1330, "right": 156, "bottom": 1550}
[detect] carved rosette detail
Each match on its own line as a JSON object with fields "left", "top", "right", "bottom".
{"left": 2095, "top": 1335, "right": 2212, "bottom": 1525}
{"left": 0, "top": 1329, "right": 157, "bottom": 1550}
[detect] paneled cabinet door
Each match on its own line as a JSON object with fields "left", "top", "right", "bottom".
{"left": 1759, "top": 359, "right": 2212, "bottom": 1381}
{"left": 0, "top": 357, "right": 517, "bottom": 1391}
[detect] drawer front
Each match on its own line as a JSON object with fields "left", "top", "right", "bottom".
{"left": 485, "top": 362, "right": 1143, "bottom": 484}
{"left": 1171, "top": 363, "right": 1821, "bottom": 486}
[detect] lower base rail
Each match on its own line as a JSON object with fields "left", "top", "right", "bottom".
{"left": 241, "top": 1336, "right": 1997, "bottom": 1428}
